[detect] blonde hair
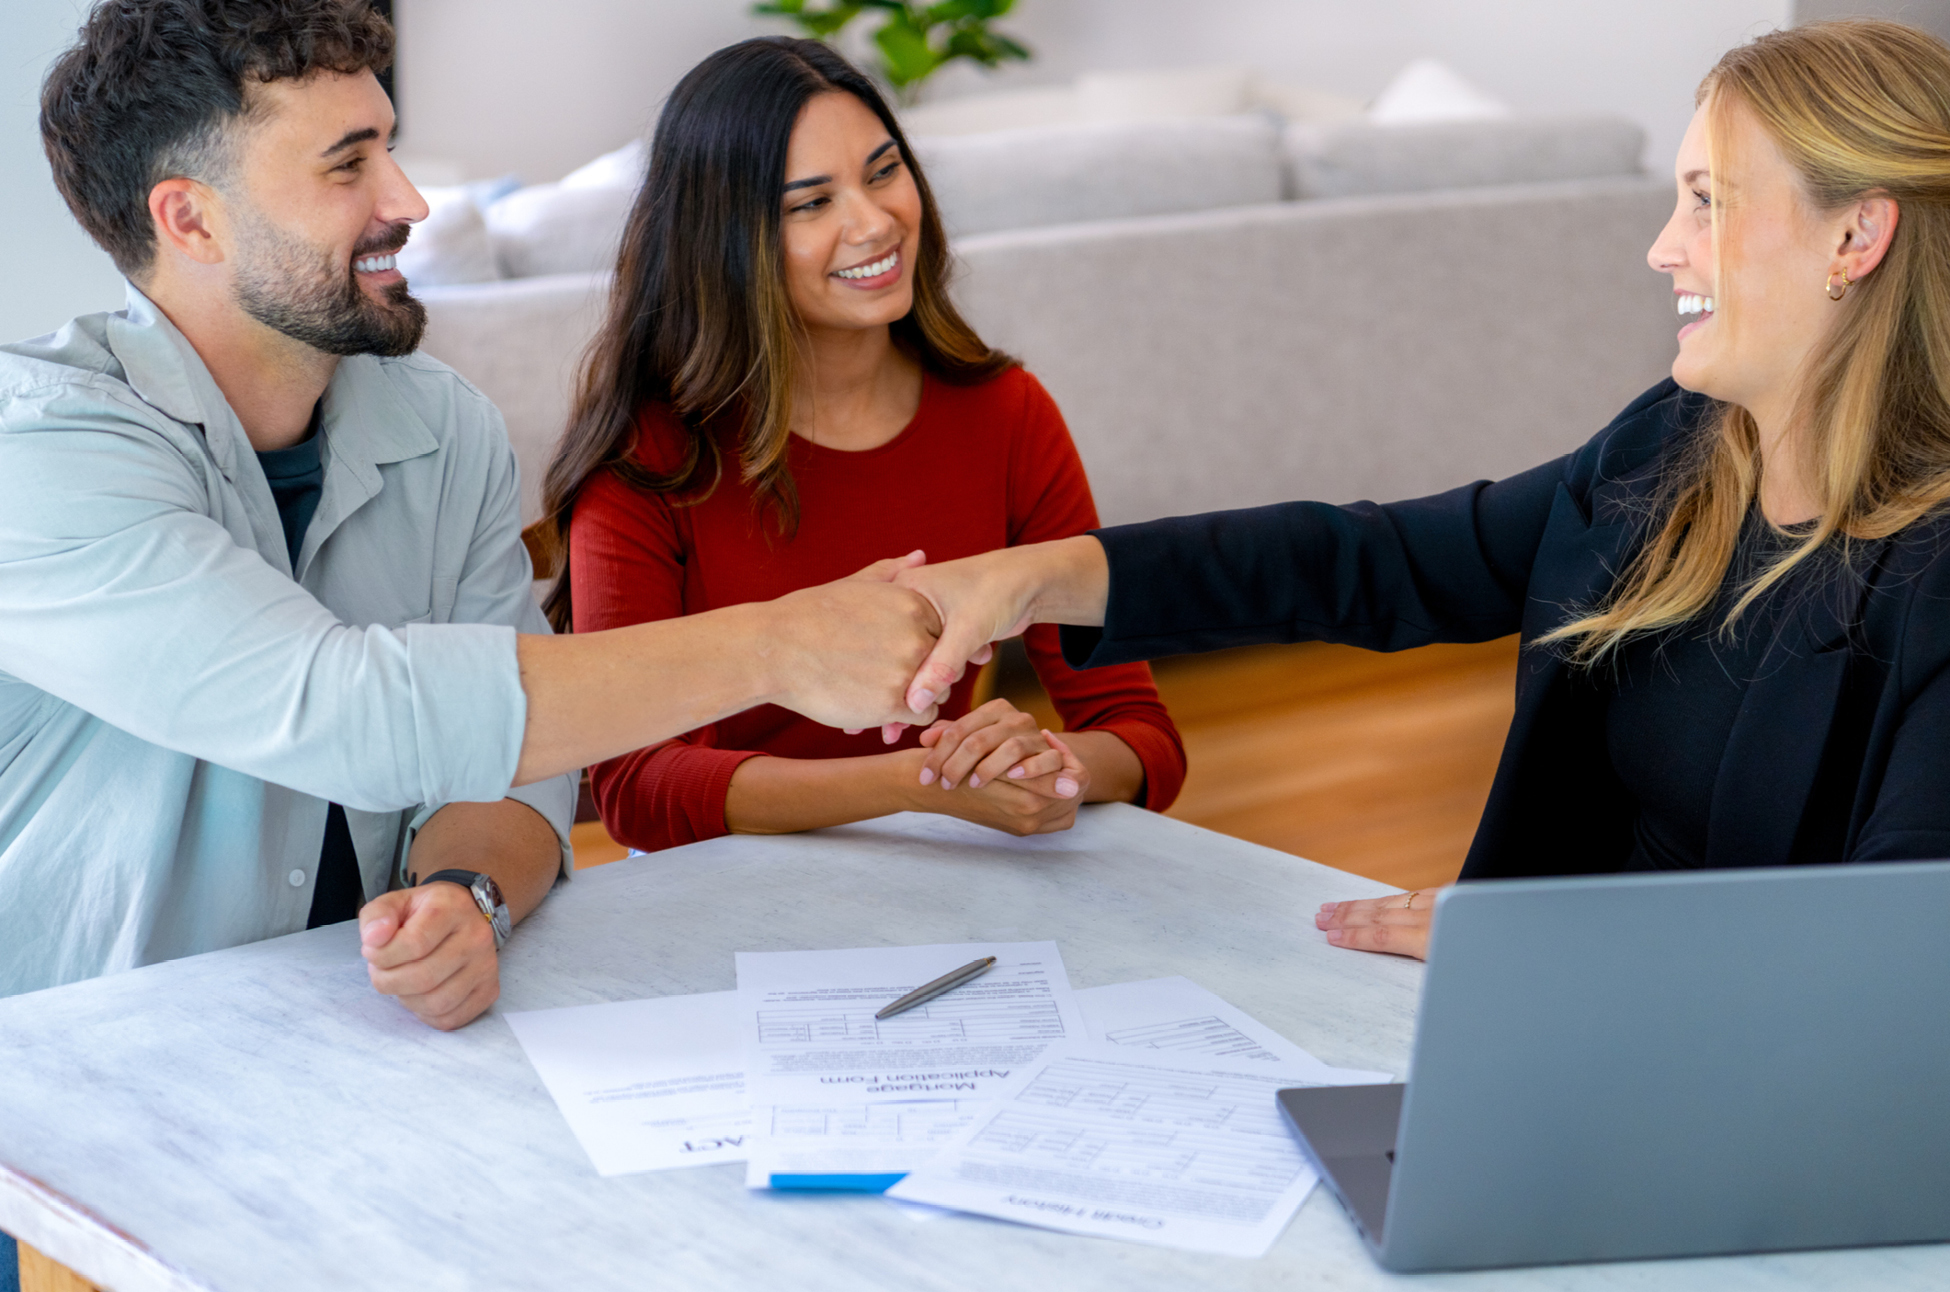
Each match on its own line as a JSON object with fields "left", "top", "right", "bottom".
{"left": 1545, "top": 19, "right": 1950, "bottom": 662}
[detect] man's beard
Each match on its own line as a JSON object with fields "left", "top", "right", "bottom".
{"left": 231, "top": 210, "right": 426, "bottom": 357}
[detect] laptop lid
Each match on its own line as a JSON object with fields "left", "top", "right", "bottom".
{"left": 1378, "top": 861, "right": 1950, "bottom": 1272}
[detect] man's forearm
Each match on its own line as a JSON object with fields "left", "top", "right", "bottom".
{"left": 513, "top": 602, "right": 777, "bottom": 788}
{"left": 408, "top": 798, "right": 560, "bottom": 922}
{"left": 511, "top": 576, "right": 945, "bottom": 789}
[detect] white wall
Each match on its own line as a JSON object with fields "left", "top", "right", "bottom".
{"left": 394, "top": 0, "right": 759, "bottom": 184}
{"left": 396, "top": 0, "right": 1792, "bottom": 184}
{"left": 1795, "top": 0, "right": 1950, "bottom": 41}
{"left": 0, "top": 0, "right": 126, "bottom": 343}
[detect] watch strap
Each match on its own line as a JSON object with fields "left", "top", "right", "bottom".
{"left": 416, "top": 869, "right": 511, "bottom": 950}
{"left": 419, "top": 868, "right": 489, "bottom": 891}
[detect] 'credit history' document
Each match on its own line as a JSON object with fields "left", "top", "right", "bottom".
{"left": 1079, "top": 976, "right": 1329, "bottom": 1066}
{"left": 887, "top": 1043, "right": 1392, "bottom": 1257}
{"left": 737, "top": 941, "right": 1084, "bottom": 1185}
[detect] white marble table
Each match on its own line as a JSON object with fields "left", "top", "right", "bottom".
{"left": 2, "top": 805, "right": 1946, "bottom": 1291}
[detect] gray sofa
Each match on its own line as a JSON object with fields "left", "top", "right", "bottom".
{"left": 415, "top": 113, "right": 1678, "bottom": 531}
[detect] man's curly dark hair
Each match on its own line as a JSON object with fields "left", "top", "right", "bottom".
{"left": 40, "top": 0, "right": 394, "bottom": 277}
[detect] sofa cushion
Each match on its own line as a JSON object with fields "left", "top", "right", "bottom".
{"left": 559, "top": 139, "right": 647, "bottom": 190}
{"left": 1284, "top": 115, "right": 1645, "bottom": 200}
{"left": 913, "top": 115, "right": 1282, "bottom": 237}
{"left": 900, "top": 71, "right": 1361, "bottom": 137}
{"left": 1073, "top": 66, "right": 1254, "bottom": 122}
{"left": 1250, "top": 79, "right": 1365, "bottom": 126}
{"left": 899, "top": 87, "right": 1081, "bottom": 136}
{"left": 485, "top": 181, "right": 636, "bottom": 279}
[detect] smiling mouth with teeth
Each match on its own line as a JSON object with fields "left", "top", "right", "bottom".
{"left": 354, "top": 253, "right": 398, "bottom": 275}
{"left": 834, "top": 250, "right": 898, "bottom": 281}
{"left": 1677, "top": 292, "right": 1715, "bottom": 319}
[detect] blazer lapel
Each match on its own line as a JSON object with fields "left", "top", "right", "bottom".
{"left": 1464, "top": 483, "right": 1636, "bottom": 878}
{"left": 1703, "top": 544, "right": 1880, "bottom": 869}
{"left": 1520, "top": 482, "right": 1636, "bottom": 641}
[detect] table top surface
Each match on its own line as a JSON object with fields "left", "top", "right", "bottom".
{"left": 2, "top": 804, "right": 1946, "bottom": 1292}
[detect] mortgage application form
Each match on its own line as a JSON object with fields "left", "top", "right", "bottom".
{"left": 737, "top": 941, "right": 1084, "bottom": 1184}
{"left": 738, "top": 941, "right": 1084, "bottom": 1103}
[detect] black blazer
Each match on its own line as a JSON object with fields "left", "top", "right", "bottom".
{"left": 1063, "top": 380, "right": 1950, "bottom": 879}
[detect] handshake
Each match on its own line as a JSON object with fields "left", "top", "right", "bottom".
{"left": 769, "top": 540, "right": 1104, "bottom": 722}
{"left": 757, "top": 540, "right": 1112, "bottom": 811}
{"left": 512, "top": 534, "right": 1111, "bottom": 822}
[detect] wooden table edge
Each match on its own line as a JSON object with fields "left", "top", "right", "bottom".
{"left": 3, "top": 1163, "right": 206, "bottom": 1292}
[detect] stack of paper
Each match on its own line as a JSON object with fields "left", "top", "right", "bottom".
{"left": 505, "top": 943, "right": 1389, "bottom": 1258}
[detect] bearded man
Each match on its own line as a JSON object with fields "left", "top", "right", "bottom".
{"left": 0, "top": 0, "right": 949, "bottom": 1019}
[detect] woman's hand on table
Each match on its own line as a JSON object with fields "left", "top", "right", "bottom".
{"left": 1314, "top": 888, "right": 1443, "bottom": 961}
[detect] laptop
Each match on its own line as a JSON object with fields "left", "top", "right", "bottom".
{"left": 1277, "top": 861, "right": 1950, "bottom": 1272}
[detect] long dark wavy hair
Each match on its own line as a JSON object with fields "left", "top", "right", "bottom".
{"left": 537, "top": 36, "right": 1014, "bottom": 632}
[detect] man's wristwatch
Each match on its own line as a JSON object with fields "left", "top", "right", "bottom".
{"left": 417, "top": 869, "right": 512, "bottom": 950}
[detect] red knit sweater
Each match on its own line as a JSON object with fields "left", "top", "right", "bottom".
{"left": 569, "top": 366, "right": 1187, "bottom": 852}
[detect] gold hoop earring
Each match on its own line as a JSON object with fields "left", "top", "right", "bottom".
{"left": 1827, "top": 270, "right": 1852, "bottom": 301}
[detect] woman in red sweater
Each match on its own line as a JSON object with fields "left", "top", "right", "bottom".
{"left": 536, "top": 37, "right": 1185, "bottom": 852}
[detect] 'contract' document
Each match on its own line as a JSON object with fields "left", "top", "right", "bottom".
{"left": 886, "top": 1042, "right": 1391, "bottom": 1257}
{"left": 504, "top": 991, "right": 749, "bottom": 1175}
{"left": 737, "top": 941, "right": 1084, "bottom": 1185}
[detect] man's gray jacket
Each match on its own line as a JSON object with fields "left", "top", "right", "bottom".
{"left": 0, "top": 286, "right": 576, "bottom": 997}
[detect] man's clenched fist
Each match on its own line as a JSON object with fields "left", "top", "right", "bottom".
{"left": 359, "top": 883, "right": 500, "bottom": 1031}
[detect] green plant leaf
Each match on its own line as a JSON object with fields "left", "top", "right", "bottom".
{"left": 930, "top": 0, "right": 1012, "bottom": 18}
{"left": 942, "top": 25, "right": 1031, "bottom": 66}
{"left": 985, "top": 32, "right": 1030, "bottom": 59}
{"left": 752, "top": 0, "right": 864, "bottom": 38}
{"left": 873, "top": 13, "right": 941, "bottom": 86}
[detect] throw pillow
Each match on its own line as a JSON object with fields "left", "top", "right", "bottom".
{"left": 1368, "top": 58, "right": 1512, "bottom": 125}
{"left": 396, "top": 186, "right": 501, "bottom": 287}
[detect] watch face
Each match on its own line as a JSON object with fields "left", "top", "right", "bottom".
{"left": 477, "top": 874, "right": 506, "bottom": 910}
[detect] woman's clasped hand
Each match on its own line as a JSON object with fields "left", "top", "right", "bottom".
{"left": 911, "top": 700, "right": 1089, "bottom": 835}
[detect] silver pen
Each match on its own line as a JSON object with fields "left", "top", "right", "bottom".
{"left": 874, "top": 956, "right": 998, "bottom": 1020}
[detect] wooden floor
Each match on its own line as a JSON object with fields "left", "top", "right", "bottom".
{"left": 571, "top": 637, "right": 1520, "bottom": 893}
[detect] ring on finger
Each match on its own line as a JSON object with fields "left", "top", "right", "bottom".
{"left": 1403, "top": 891, "right": 1416, "bottom": 910}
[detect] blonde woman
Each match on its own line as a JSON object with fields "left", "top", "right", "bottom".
{"left": 885, "top": 19, "right": 1950, "bottom": 957}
